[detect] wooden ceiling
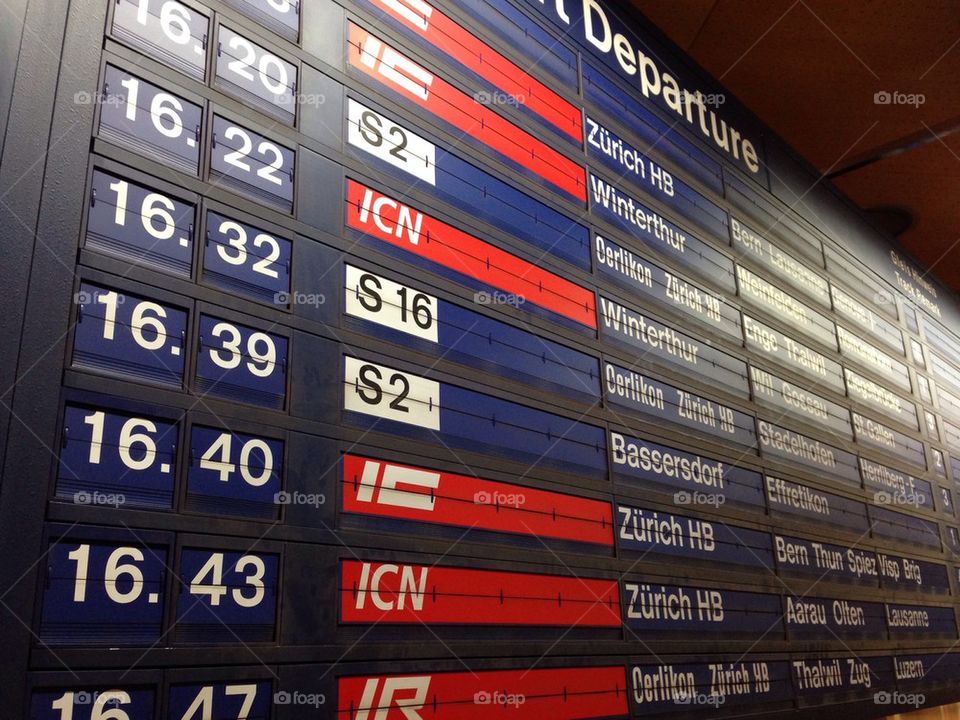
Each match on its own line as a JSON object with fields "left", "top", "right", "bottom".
{"left": 630, "top": 0, "right": 960, "bottom": 294}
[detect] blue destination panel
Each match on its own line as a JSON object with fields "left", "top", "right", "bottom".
{"left": 344, "top": 265, "right": 600, "bottom": 402}
{"left": 758, "top": 421, "right": 860, "bottom": 486}
{"left": 931, "top": 351, "right": 960, "bottom": 396}
{"left": 31, "top": 689, "right": 155, "bottom": 720}
{"left": 845, "top": 368, "right": 919, "bottom": 430}
{"left": 853, "top": 413, "right": 926, "bottom": 470}
{"left": 925, "top": 387, "right": 960, "bottom": 437}
{"left": 895, "top": 654, "right": 960, "bottom": 686}
{"left": 610, "top": 431, "right": 765, "bottom": 510}
{"left": 616, "top": 501, "right": 773, "bottom": 569}
{"left": 595, "top": 235, "right": 741, "bottom": 341}
{"left": 934, "top": 383, "right": 960, "bottom": 427}
{"left": 837, "top": 325, "right": 912, "bottom": 392}
{"left": 774, "top": 534, "right": 879, "bottom": 586}
{"left": 743, "top": 314, "right": 845, "bottom": 394}
{"left": 343, "top": 356, "right": 608, "bottom": 478}
{"left": 196, "top": 314, "right": 288, "bottom": 408}
{"left": 346, "top": 98, "right": 590, "bottom": 270}
{"left": 630, "top": 660, "right": 792, "bottom": 714}
{"left": 87, "top": 169, "right": 194, "bottom": 276}
{"left": 590, "top": 171, "right": 735, "bottom": 293}
{"left": 870, "top": 505, "right": 941, "bottom": 549}
{"left": 765, "top": 475, "right": 868, "bottom": 533}
{"left": 57, "top": 404, "right": 176, "bottom": 509}
{"left": 823, "top": 245, "right": 898, "bottom": 322}
{"left": 750, "top": 366, "right": 852, "bottom": 438}
{"left": 730, "top": 216, "right": 830, "bottom": 307}
{"left": 878, "top": 552, "right": 950, "bottom": 593}
{"left": 832, "top": 285, "right": 905, "bottom": 354}
{"left": 40, "top": 538, "right": 166, "bottom": 645}
{"left": 169, "top": 681, "right": 273, "bottom": 720}
{"left": 175, "top": 549, "right": 279, "bottom": 643}
{"left": 886, "top": 603, "right": 957, "bottom": 638}
{"left": 785, "top": 596, "right": 886, "bottom": 639}
{"left": 724, "top": 173, "right": 825, "bottom": 267}
{"left": 923, "top": 317, "right": 960, "bottom": 358}
{"left": 860, "top": 457, "right": 934, "bottom": 512}
{"left": 604, "top": 361, "right": 757, "bottom": 449}
{"left": 203, "top": 211, "right": 292, "bottom": 303}
{"left": 185, "top": 425, "right": 283, "bottom": 519}
{"left": 586, "top": 117, "right": 728, "bottom": 238}
{"left": 598, "top": 295, "right": 748, "bottom": 397}
{"left": 945, "top": 420, "right": 960, "bottom": 455}
{"left": 737, "top": 265, "right": 837, "bottom": 350}
{"left": 456, "top": 0, "right": 578, "bottom": 86}
{"left": 73, "top": 283, "right": 187, "bottom": 387}
{"left": 792, "top": 656, "right": 892, "bottom": 698}
{"left": 622, "top": 582, "right": 783, "bottom": 636}
{"left": 582, "top": 63, "right": 724, "bottom": 193}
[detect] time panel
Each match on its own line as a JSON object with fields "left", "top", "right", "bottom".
{"left": 57, "top": 403, "right": 178, "bottom": 510}
{"left": 39, "top": 530, "right": 169, "bottom": 645}
{"left": 99, "top": 65, "right": 202, "bottom": 174}
{"left": 203, "top": 210, "right": 292, "bottom": 303}
{"left": 72, "top": 282, "right": 187, "bottom": 387}
{"left": 86, "top": 168, "right": 195, "bottom": 276}
{"left": 111, "top": 0, "right": 208, "bottom": 79}
{"left": 224, "top": 0, "right": 299, "bottom": 39}
{"left": 196, "top": 313, "right": 288, "bottom": 408}
{"left": 210, "top": 115, "right": 295, "bottom": 210}
{"left": 215, "top": 24, "right": 298, "bottom": 122}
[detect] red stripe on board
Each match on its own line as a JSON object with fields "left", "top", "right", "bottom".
{"left": 345, "top": 179, "right": 597, "bottom": 328}
{"left": 340, "top": 559, "right": 621, "bottom": 625}
{"left": 337, "top": 666, "right": 629, "bottom": 719}
{"left": 342, "top": 454, "right": 614, "bottom": 545}
{"left": 347, "top": 22, "right": 586, "bottom": 202}
{"left": 366, "top": 0, "right": 582, "bottom": 141}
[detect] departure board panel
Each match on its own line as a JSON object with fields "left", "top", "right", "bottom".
{"left": 3, "top": 0, "right": 960, "bottom": 717}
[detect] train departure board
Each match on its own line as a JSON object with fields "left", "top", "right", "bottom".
{"left": 2, "top": 0, "right": 960, "bottom": 718}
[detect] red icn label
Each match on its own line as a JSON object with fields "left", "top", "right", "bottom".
{"left": 347, "top": 22, "right": 586, "bottom": 202}
{"left": 338, "top": 666, "right": 629, "bottom": 719}
{"left": 345, "top": 179, "right": 597, "bottom": 328}
{"left": 342, "top": 454, "right": 614, "bottom": 545}
{"left": 340, "top": 559, "right": 621, "bottom": 625}
{"left": 365, "top": 0, "right": 582, "bottom": 142}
